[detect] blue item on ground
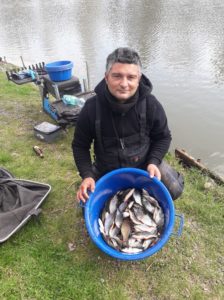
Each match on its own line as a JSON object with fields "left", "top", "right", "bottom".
{"left": 84, "top": 167, "right": 184, "bottom": 261}
{"left": 45, "top": 60, "right": 73, "bottom": 81}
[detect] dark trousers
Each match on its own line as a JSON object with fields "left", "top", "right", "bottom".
{"left": 158, "top": 161, "right": 184, "bottom": 200}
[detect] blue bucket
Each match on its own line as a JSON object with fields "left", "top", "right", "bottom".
{"left": 84, "top": 168, "right": 183, "bottom": 261}
{"left": 45, "top": 60, "right": 73, "bottom": 81}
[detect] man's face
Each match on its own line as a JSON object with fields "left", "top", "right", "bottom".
{"left": 105, "top": 63, "right": 141, "bottom": 101}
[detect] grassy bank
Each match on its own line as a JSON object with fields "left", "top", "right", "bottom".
{"left": 0, "top": 66, "right": 223, "bottom": 300}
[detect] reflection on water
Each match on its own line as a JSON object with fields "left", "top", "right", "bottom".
{"left": 0, "top": 0, "right": 224, "bottom": 176}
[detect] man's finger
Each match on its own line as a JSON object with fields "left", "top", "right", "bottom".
{"left": 81, "top": 185, "right": 90, "bottom": 199}
{"left": 77, "top": 191, "right": 85, "bottom": 203}
{"left": 149, "top": 168, "right": 155, "bottom": 178}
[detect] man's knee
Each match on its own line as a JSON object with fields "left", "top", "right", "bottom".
{"left": 159, "top": 161, "right": 184, "bottom": 200}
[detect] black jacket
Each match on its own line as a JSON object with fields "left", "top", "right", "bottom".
{"left": 72, "top": 74, "right": 172, "bottom": 179}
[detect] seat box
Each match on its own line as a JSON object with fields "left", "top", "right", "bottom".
{"left": 42, "top": 74, "right": 82, "bottom": 98}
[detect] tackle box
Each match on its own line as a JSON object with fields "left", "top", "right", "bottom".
{"left": 34, "top": 121, "right": 62, "bottom": 143}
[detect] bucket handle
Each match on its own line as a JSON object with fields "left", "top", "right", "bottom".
{"left": 171, "top": 214, "right": 184, "bottom": 237}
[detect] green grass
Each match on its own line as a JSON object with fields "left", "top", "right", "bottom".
{"left": 0, "top": 66, "right": 223, "bottom": 299}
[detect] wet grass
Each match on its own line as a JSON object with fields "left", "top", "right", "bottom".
{"left": 0, "top": 68, "right": 223, "bottom": 299}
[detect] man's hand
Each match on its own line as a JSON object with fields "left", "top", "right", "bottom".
{"left": 76, "top": 177, "right": 95, "bottom": 203}
{"left": 147, "top": 163, "right": 161, "bottom": 180}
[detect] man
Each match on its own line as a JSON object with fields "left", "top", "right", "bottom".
{"left": 72, "top": 47, "right": 184, "bottom": 203}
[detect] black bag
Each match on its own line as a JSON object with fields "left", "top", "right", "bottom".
{"left": 0, "top": 167, "right": 51, "bottom": 243}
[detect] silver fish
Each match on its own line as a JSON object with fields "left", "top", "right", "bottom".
{"left": 124, "top": 188, "right": 135, "bottom": 202}
{"left": 118, "top": 201, "right": 128, "bottom": 212}
{"left": 142, "top": 190, "right": 160, "bottom": 207}
{"left": 101, "top": 208, "right": 107, "bottom": 223}
{"left": 99, "top": 187, "right": 164, "bottom": 254}
{"left": 123, "top": 211, "right": 130, "bottom": 218}
{"left": 141, "top": 215, "right": 157, "bottom": 227}
{"left": 98, "top": 218, "right": 105, "bottom": 235}
{"left": 133, "top": 206, "right": 157, "bottom": 227}
{"left": 108, "top": 194, "right": 119, "bottom": 214}
{"left": 153, "top": 207, "right": 165, "bottom": 227}
{"left": 142, "top": 238, "right": 154, "bottom": 250}
{"left": 132, "top": 232, "right": 157, "bottom": 240}
{"left": 128, "top": 200, "right": 134, "bottom": 209}
{"left": 134, "top": 224, "right": 158, "bottom": 235}
{"left": 112, "top": 235, "right": 123, "bottom": 247}
{"left": 107, "top": 237, "right": 119, "bottom": 250}
{"left": 129, "top": 209, "right": 143, "bottom": 225}
{"left": 128, "top": 237, "right": 144, "bottom": 248}
{"left": 109, "top": 223, "right": 120, "bottom": 238}
{"left": 121, "top": 247, "right": 143, "bottom": 254}
{"left": 142, "top": 196, "right": 155, "bottom": 214}
{"left": 133, "top": 189, "right": 142, "bottom": 206}
{"left": 114, "top": 209, "right": 123, "bottom": 228}
{"left": 104, "top": 212, "right": 115, "bottom": 235}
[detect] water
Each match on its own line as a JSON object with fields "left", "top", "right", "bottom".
{"left": 0, "top": 0, "right": 224, "bottom": 177}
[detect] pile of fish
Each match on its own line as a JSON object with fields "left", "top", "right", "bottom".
{"left": 98, "top": 188, "right": 165, "bottom": 254}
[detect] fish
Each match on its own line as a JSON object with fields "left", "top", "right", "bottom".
{"left": 142, "top": 190, "right": 160, "bottom": 207}
{"left": 132, "top": 232, "right": 157, "bottom": 240}
{"left": 109, "top": 224, "right": 120, "bottom": 238}
{"left": 121, "top": 219, "right": 131, "bottom": 243}
{"left": 107, "top": 237, "right": 119, "bottom": 250}
{"left": 112, "top": 235, "right": 123, "bottom": 247}
{"left": 98, "top": 187, "right": 165, "bottom": 253}
{"left": 118, "top": 201, "right": 128, "bottom": 213}
{"left": 123, "top": 188, "right": 135, "bottom": 202}
{"left": 123, "top": 211, "right": 130, "bottom": 218}
{"left": 121, "top": 247, "right": 143, "bottom": 254}
{"left": 98, "top": 218, "right": 105, "bottom": 235}
{"left": 153, "top": 207, "right": 165, "bottom": 227}
{"left": 104, "top": 212, "right": 115, "bottom": 235}
{"left": 108, "top": 194, "right": 119, "bottom": 214}
{"left": 133, "top": 206, "right": 157, "bottom": 227}
{"left": 134, "top": 224, "right": 158, "bottom": 235}
{"left": 133, "top": 189, "right": 142, "bottom": 206}
{"left": 129, "top": 209, "right": 143, "bottom": 225}
{"left": 101, "top": 208, "right": 107, "bottom": 223}
{"left": 114, "top": 208, "right": 123, "bottom": 228}
{"left": 141, "top": 214, "right": 157, "bottom": 227}
{"left": 128, "top": 200, "right": 134, "bottom": 209}
{"left": 142, "top": 238, "right": 154, "bottom": 250}
{"left": 128, "top": 237, "right": 143, "bottom": 248}
{"left": 142, "top": 196, "right": 155, "bottom": 214}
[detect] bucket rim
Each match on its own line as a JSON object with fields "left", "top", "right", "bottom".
{"left": 85, "top": 167, "right": 175, "bottom": 260}
{"left": 45, "top": 60, "right": 73, "bottom": 72}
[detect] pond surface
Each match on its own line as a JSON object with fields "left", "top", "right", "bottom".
{"left": 0, "top": 0, "right": 224, "bottom": 176}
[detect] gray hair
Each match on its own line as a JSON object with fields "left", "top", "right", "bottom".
{"left": 106, "top": 47, "right": 142, "bottom": 73}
